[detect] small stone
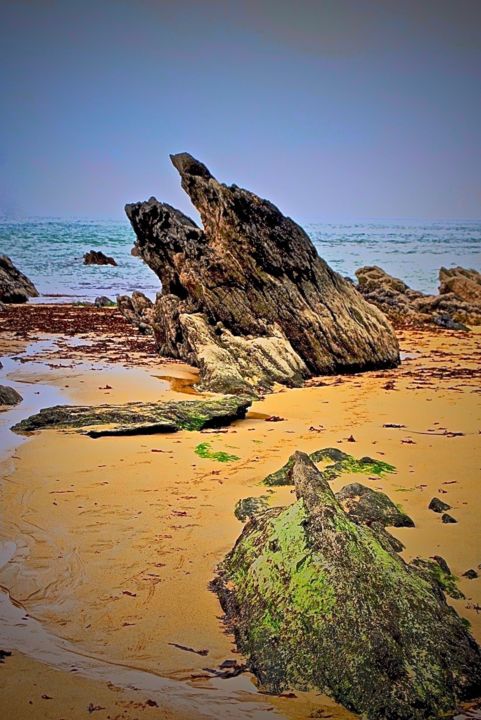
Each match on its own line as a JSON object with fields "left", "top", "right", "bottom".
{"left": 429, "top": 497, "right": 451, "bottom": 513}
{"left": 463, "top": 569, "right": 479, "bottom": 580}
{"left": 0, "top": 385, "right": 23, "bottom": 406}
{"left": 442, "top": 513, "right": 457, "bottom": 524}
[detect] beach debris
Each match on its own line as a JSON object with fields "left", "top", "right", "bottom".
{"left": 168, "top": 642, "right": 209, "bottom": 656}
{"left": 145, "top": 699, "right": 159, "bottom": 707}
{"left": 212, "top": 452, "right": 481, "bottom": 719}
{"left": 194, "top": 442, "right": 240, "bottom": 462}
{"left": 0, "top": 650, "right": 12, "bottom": 663}
{"left": 0, "top": 384, "right": 23, "bottom": 406}
{"left": 87, "top": 703, "right": 105, "bottom": 713}
{"left": 356, "top": 265, "right": 481, "bottom": 328}
{"left": 429, "top": 497, "right": 452, "bottom": 513}
{"left": 0, "top": 255, "right": 38, "bottom": 303}
{"left": 124, "top": 153, "right": 399, "bottom": 395}
{"left": 264, "top": 447, "right": 395, "bottom": 487}
{"left": 11, "top": 396, "right": 251, "bottom": 437}
{"left": 265, "top": 415, "right": 285, "bottom": 422}
{"left": 383, "top": 423, "right": 406, "bottom": 428}
{"left": 83, "top": 250, "right": 117, "bottom": 266}
{"left": 442, "top": 513, "right": 458, "bottom": 524}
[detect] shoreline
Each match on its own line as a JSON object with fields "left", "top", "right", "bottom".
{"left": 0, "top": 303, "right": 480, "bottom": 719}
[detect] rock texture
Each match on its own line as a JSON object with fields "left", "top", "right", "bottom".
{"left": 12, "top": 396, "right": 250, "bottom": 437}
{"left": 117, "top": 291, "right": 154, "bottom": 334}
{"left": 0, "top": 385, "right": 23, "bottom": 406}
{"left": 0, "top": 255, "right": 38, "bottom": 303}
{"left": 83, "top": 250, "right": 117, "bottom": 266}
{"left": 125, "top": 153, "right": 399, "bottom": 394}
{"left": 356, "top": 265, "right": 481, "bottom": 328}
{"left": 213, "top": 452, "right": 481, "bottom": 719}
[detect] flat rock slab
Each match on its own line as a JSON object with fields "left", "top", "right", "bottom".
{"left": 12, "top": 397, "right": 251, "bottom": 437}
{"left": 213, "top": 452, "right": 481, "bottom": 720}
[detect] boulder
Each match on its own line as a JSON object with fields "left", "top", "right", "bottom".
{"left": 94, "top": 296, "right": 116, "bottom": 307}
{"left": 12, "top": 396, "right": 250, "bottom": 437}
{"left": 83, "top": 250, "right": 117, "bottom": 266}
{"left": 125, "top": 153, "right": 399, "bottom": 394}
{"left": 356, "top": 265, "right": 481, "bottom": 328}
{"left": 213, "top": 452, "right": 481, "bottom": 719}
{"left": 0, "top": 385, "right": 23, "bottom": 406}
{"left": 429, "top": 497, "right": 451, "bottom": 513}
{"left": 335, "top": 482, "right": 414, "bottom": 528}
{"left": 117, "top": 291, "right": 154, "bottom": 334}
{"left": 0, "top": 255, "right": 38, "bottom": 303}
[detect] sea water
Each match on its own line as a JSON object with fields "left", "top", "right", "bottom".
{"left": 0, "top": 217, "right": 479, "bottom": 302}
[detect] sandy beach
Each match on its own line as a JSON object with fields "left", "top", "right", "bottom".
{"left": 0, "top": 303, "right": 479, "bottom": 719}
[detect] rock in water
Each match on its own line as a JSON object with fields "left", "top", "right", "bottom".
{"left": 125, "top": 154, "right": 399, "bottom": 394}
{"left": 83, "top": 250, "right": 117, "bottom": 266}
{"left": 12, "top": 396, "right": 250, "bottom": 437}
{"left": 213, "top": 452, "right": 481, "bottom": 719}
{"left": 0, "top": 256, "right": 38, "bottom": 303}
{"left": 0, "top": 385, "right": 23, "bottom": 406}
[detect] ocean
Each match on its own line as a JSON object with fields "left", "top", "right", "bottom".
{"left": 0, "top": 218, "right": 479, "bottom": 303}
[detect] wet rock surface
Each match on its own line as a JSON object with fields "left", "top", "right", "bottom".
{"left": 0, "top": 384, "right": 23, "bottom": 406}
{"left": 117, "top": 291, "right": 154, "bottom": 334}
{"left": 83, "top": 250, "right": 117, "bottom": 266}
{"left": 0, "top": 255, "right": 38, "bottom": 303}
{"left": 356, "top": 265, "right": 481, "bottom": 328}
{"left": 213, "top": 452, "right": 481, "bottom": 719}
{"left": 125, "top": 153, "right": 399, "bottom": 394}
{"left": 335, "top": 482, "right": 414, "bottom": 528}
{"left": 429, "top": 496, "right": 452, "bottom": 513}
{"left": 12, "top": 396, "right": 251, "bottom": 437}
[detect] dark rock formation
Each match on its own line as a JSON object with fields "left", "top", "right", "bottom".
{"left": 263, "top": 446, "right": 395, "bottom": 486}
{"left": 234, "top": 496, "right": 269, "bottom": 523}
{"left": 12, "top": 396, "right": 250, "bottom": 437}
{"left": 463, "top": 569, "right": 479, "bottom": 580}
{"left": 94, "top": 296, "right": 116, "bottom": 307}
{"left": 117, "top": 291, "right": 154, "bottom": 334}
{"left": 0, "top": 385, "right": 23, "bottom": 406}
{"left": 83, "top": 250, "right": 117, "bottom": 266}
{"left": 0, "top": 255, "right": 38, "bottom": 303}
{"left": 213, "top": 452, "right": 481, "bottom": 719}
{"left": 124, "top": 153, "right": 399, "bottom": 394}
{"left": 356, "top": 265, "right": 481, "bottom": 328}
{"left": 442, "top": 512, "right": 458, "bottom": 524}
{"left": 429, "top": 497, "right": 451, "bottom": 513}
{"left": 336, "top": 482, "right": 414, "bottom": 528}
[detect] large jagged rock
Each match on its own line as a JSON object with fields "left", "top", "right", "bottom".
{"left": 125, "top": 154, "right": 399, "bottom": 394}
{"left": 12, "top": 396, "right": 250, "bottom": 437}
{"left": 356, "top": 265, "right": 481, "bottom": 328}
{"left": 213, "top": 452, "right": 481, "bottom": 720}
{"left": 0, "top": 255, "right": 38, "bottom": 303}
{"left": 117, "top": 291, "right": 154, "bottom": 334}
{"left": 83, "top": 250, "right": 117, "bottom": 266}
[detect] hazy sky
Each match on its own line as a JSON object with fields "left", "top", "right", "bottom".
{"left": 1, "top": 0, "right": 480, "bottom": 221}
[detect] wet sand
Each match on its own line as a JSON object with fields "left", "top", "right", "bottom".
{"left": 0, "top": 308, "right": 480, "bottom": 720}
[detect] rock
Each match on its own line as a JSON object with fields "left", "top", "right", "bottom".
{"left": 463, "top": 569, "right": 479, "bottom": 580}
{"left": 356, "top": 265, "right": 481, "bottom": 328}
{"left": 117, "top": 291, "right": 154, "bottom": 334}
{"left": 94, "top": 296, "right": 116, "bottom": 307}
{"left": 213, "top": 452, "right": 481, "bottom": 719}
{"left": 429, "top": 497, "right": 451, "bottom": 513}
{"left": 234, "top": 496, "right": 269, "bottom": 522}
{"left": 264, "top": 447, "right": 395, "bottom": 486}
{"left": 442, "top": 513, "right": 458, "bottom": 524}
{"left": 11, "top": 396, "right": 251, "bottom": 437}
{"left": 0, "top": 385, "right": 23, "bottom": 406}
{"left": 83, "top": 250, "right": 117, "bottom": 266}
{"left": 0, "top": 255, "right": 38, "bottom": 303}
{"left": 125, "top": 154, "right": 399, "bottom": 394}
{"left": 410, "top": 556, "right": 464, "bottom": 599}
{"left": 335, "top": 482, "right": 414, "bottom": 528}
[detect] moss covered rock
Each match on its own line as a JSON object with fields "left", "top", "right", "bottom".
{"left": 213, "top": 452, "right": 481, "bottom": 720}
{"left": 12, "top": 397, "right": 251, "bottom": 437}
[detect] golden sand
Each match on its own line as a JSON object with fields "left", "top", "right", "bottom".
{"left": 0, "top": 327, "right": 480, "bottom": 719}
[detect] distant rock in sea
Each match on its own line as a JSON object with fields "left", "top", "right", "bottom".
{"left": 124, "top": 153, "right": 399, "bottom": 395}
{"left": 0, "top": 255, "right": 38, "bottom": 304}
{"left": 83, "top": 250, "right": 117, "bottom": 266}
{"left": 356, "top": 265, "right": 481, "bottom": 328}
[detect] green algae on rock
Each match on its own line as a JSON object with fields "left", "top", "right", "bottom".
{"left": 234, "top": 495, "right": 269, "bottom": 522}
{"left": 213, "top": 452, "right": 481, "bottom": 720}
{"left": 194, "top": 441, "right": 240, "bottom": 462}
{"left": 264, "top": 446, "right": 395, "bottom": 486}
{"left": 335, "top": 482, "right": 414, "bottom": 528}
{"left": 12, "top": 397, "right": 251, "bottom": 437}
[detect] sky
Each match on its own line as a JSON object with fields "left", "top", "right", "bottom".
{"left": 0, "top": 0, "right": 480, "bottom": 221}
